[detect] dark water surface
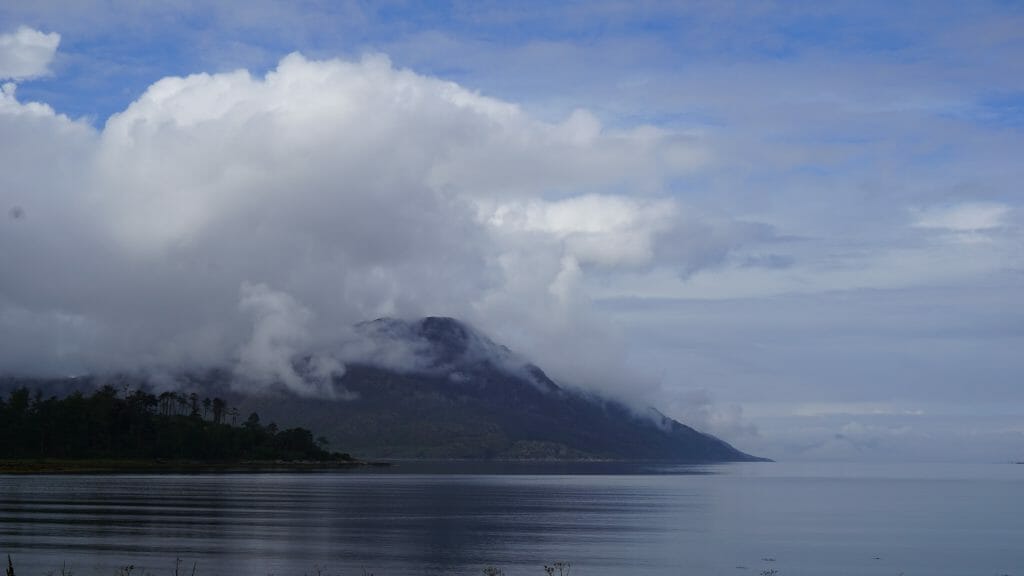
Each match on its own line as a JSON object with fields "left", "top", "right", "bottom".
{"left": 1, "top": 462, "right": 1021, "bottom": 575}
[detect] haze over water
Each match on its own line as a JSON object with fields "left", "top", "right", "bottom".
{"left": 1, "top": 462, "right": 1021, "bottom": 576}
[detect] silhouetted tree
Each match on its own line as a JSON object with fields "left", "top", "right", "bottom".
{"left": 211, "top": 397, "right": 225, "bottom": 424}
{"left": 0, "top": 385, "right": 342, "bottom": 462}
{"left": 158, "top": 392, "right": 175, "bottom": 417}
{"left": 188, "top": 393, "right": 200, "bottom": 417}
{"left": 244, "top": 412, "right": 261, "bottom": 430}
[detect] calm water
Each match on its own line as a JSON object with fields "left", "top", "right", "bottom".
{"left": 0, "top": 462, "right": 1021, "bottom": 576}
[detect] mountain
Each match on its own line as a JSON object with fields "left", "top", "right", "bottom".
{"left": 229, "top": 317, "right": 765, "bottom": 461}
{"left": 0, "top": 317, "right": 766, "bottom": 462}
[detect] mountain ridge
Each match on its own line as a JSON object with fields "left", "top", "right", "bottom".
{"left": 240, "top": 316, "right": 767, "bottom": 461}
{"left": 0, "top": 317, "right": 768, "bottom": 462}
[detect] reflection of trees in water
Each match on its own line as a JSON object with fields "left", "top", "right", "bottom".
{"left": 0, "top": 473, "right": 673, "bottom": 575}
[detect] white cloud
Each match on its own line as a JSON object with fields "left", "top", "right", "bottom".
{"left": 913, "top": 202, "right": 1010, "bottom": 232}
{"left": 485, "top": 195, "right": 679, "bottom": 268}
{"left": 788, "top": 403, "right": 926, "bottom": 418}
{"left": 0, "top": 50, "right": 726, "bottom": 404}
{"left": 0, "top": 26, "right": 59, "bottom": 81}
{"left": 236, "top": 282, "right": 344, "bottom": 398}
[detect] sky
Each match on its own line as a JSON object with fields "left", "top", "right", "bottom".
{"left": 0, "top": 0, "right": 1022, "bottom": 463}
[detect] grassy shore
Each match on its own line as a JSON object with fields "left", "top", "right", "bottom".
{"left": 0, "top": 458, "right": 390, "bottom": 474}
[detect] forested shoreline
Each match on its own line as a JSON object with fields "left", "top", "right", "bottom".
{"left": 0, "top": 384, "right": 350, "bottom": 463}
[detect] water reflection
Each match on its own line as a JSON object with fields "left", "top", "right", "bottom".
{"left": 0, "top": 470, "right": 702, "bottom": 575}
{"left": 1, "top": 464, "right": 1022, "bottom": 576}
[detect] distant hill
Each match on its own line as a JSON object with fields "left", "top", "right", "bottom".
{"left": 0, "top": 317, "right": 767, "bottom": 462}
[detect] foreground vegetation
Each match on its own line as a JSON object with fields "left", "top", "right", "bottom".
{"left": 0, "top": 384, "right": 351, "bottom": 465}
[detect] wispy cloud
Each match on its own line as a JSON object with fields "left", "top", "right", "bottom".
{"left": 913, "top": 202, "right": 1010, "bottom": 232}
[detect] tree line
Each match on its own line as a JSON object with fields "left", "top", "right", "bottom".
{"left": 0, "top": 384, "right": 350, "bottom": 462}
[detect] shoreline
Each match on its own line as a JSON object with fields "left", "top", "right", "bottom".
{"left": 0, "top": 457, "right": 772, "bottom": 475}
{"left": 0, "top": 458, "right": 390, "bottom": 474}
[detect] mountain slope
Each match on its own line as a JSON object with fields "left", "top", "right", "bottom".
{"left": 0, "top": 317, "right": 766, "bottom": 462}
{"left": 231, "top": 317, "right": 765, "bottom": 461}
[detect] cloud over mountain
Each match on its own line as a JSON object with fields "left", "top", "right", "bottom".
{"left": 0, "top": 43, "right": 746, "bottom": 403}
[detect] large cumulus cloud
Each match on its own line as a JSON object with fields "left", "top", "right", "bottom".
{"left": 0, "top": 44, "right": 757, "bottom": 399}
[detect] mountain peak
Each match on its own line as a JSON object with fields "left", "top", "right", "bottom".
{"left": 353, "top": 316, "right": 521, "bottom": 375}
{"left": 417, "top": 316, "right": 472, "bottom": 350}
{"left": 358, "top": 316, "right": 472, "bottom": 341}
